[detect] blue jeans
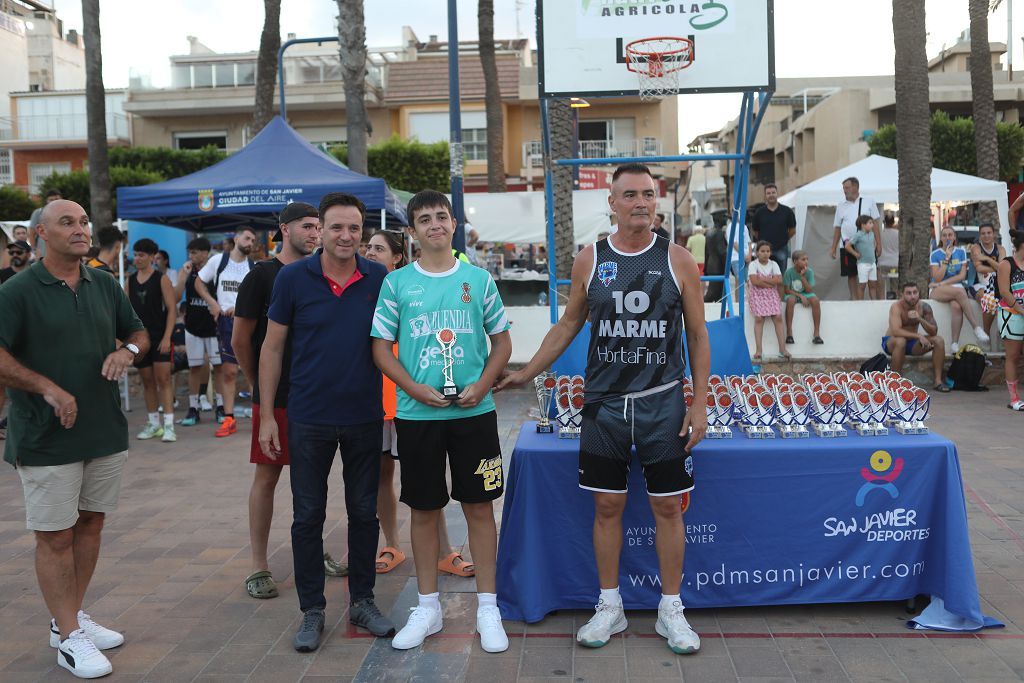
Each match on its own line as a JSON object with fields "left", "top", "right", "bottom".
{"left": 770, "top": 246, "right": 791, "bottom": 274}
{"left": 288, "top": 419, "right": 383, "bottom": 611}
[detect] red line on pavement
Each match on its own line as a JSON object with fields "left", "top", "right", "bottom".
{"left": 963, "top": 481, "right": 1024, "bottom": 554}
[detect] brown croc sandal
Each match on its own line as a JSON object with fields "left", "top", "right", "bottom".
{"left": 375, "top": 547, "right": 406, "bottom": 574}
{"left": 437, "top": 551, "right": 475, "bottom": 577}
{"left": 245, "top": 570, "right": 278, "bottom": 599}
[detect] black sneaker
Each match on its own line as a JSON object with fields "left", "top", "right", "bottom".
{"left": 180, "top": 408, "right": 200, "bottom": 426}
{"left": 293, "top": 608, "right": 325, "bottom": 652}
{"left": 785, "top": 335, "right": 795, "bottom": 345}
{"left": 215, "top": 406, "right": 226, "bottom": 424}
{"left": 350, "top": 598, "right": 395, "bottom": 637}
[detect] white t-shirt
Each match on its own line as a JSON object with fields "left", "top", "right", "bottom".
{"left": 197, "top": 252, "right": 251, "bottom": 310}
{"left": 748, "top": 259, "right": 781, "bottom": 279}
{"left": 833, "top": 195, "right": 881, "bottom": 243}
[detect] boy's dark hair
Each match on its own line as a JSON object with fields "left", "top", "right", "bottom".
{"left": 45, "top": 189, "right": 62, "bottom": 199}
{"left": 95, "top": 226, "right": 122, "bottom": 250}
{"left": 187, "top": 237, "right": 212, "bottom": 252}
{"left": 791, "top": 249, "right": 807, "bottom": 262}
{"left": 319, "top": 192, "right": 366, "bottom": 222}
{"left": 406, "top": 190, "right": 453, "bottom": 223}
{"left": 133, "top": 238, "right": 158, "bottom": 255}
{"left": 901, "top": 281, "right": 919, "bottom": 292}
{"left": 235, "top": 225, "right": 258, "bottom": 238}
{"left": 612, "top": 162, "right": 654, "bottom": 183}
{"left": 855, "top": 214, "right": 875, "bottom": 229}
{"left": 979, "top": 222, "right": 995, "bottom": 232}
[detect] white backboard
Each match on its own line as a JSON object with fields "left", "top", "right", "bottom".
{"left": 538, "top": 0, "right": 775, "bottom": 98}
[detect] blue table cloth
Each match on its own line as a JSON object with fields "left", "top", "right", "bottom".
{"left": 497, "top": 423, "right": 994, "bottom": 630}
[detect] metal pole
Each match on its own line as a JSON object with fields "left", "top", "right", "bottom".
{"left": 541, "top": 98, "right": 559, "bottom": 325}
{"left": 1009, "top": 0, "right": 1014, "bottom": 81}
{"left": 448, "top": 0, "right": 467, "bottom": 253}
{"left": 277, "top": 36, "right": 339, "bottom": 120}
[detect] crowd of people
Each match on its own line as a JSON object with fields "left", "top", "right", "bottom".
{"left": 0, "top": 163, "right": 713, "bottom": 678}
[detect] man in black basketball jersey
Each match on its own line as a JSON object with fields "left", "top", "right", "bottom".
{"left": 498, "top": 163, "right": 709, "bottom": 655}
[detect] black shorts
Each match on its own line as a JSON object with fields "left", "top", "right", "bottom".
{"left": 579, "top": 382, "right": 694, "bottom": 496}
{"left": 217, "top": 316, "right": 238, "bottom": 365}
{"left": 135, "top": 332, "right": 172, "bottom": 369}
{"left": 840, "top": 248, "right": 858, "bottom": 278}
{"left": 394, "top": 411, "right": 503, "bottom": 510}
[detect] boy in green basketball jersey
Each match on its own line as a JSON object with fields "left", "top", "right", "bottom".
{"left": 371, "top": 190, "right": 512, "bottom": 653}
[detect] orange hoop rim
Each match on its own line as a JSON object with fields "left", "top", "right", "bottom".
{"left": 625, "top": 36, "right": 694, "bottom": 74}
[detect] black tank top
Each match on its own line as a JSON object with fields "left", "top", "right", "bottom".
{"left": 585, "top": 235, "right": 686, "bottom": 404}
{"left": 980, "top": 241, "right": 1001, "bottom": 262}
{"left": 183, "top": 269, "right": 217, "bottom": 337}
{"left": 128, "top": 271, "right": 167, "bottom": 337}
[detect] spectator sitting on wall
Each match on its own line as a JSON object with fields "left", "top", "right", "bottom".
{"left": 929, "top": 225, "right": 990, "bottom": 354}
{"left": 971, "top": 222, "right": 1005, "bottom": 338}
{"left": 882, "top": 282, "right": 949, "bottom": 392}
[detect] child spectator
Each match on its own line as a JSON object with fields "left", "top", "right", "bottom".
{"left": 845, "top": 215, "right": 879, "bottom": 300}
{"left": 748, "top": 240, "right": 789, "bottom": 360}
{"left": 783, "top": 250, "right": 823, "bottom": 345}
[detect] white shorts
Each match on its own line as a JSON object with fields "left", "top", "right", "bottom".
{"left": 857, "top": 263, "right": 878, "bottom": 283}
{"left": 382, "top": 419, "right": 398, "bottom": 459}
{"left": 18, "top": 452, "right": 127, "bottom": 531}
{"left": 185, "top": 331, "right": 222, "bottom": 368}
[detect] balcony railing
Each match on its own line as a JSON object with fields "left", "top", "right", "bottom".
{"left": 522, "top": 138, "right": 663, "bottom": 166}
{"left": 0, "top": 113, "right": 130, "bottom": 142}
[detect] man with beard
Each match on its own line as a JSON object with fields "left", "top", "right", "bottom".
{"left": 1, "top": 239, "right": 30, "bottom": 283}
{"left": 232, "top": 203, "right": 326, "bottom": 599}
{"left": 195, "top": 227, "right": 256, "bottom": 437}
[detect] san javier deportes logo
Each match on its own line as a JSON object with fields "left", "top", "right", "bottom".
{"left": 823, "top": 450, "right": 930, "bottom": 542}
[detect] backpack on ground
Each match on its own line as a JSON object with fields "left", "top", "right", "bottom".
{"left": 947, "top": 344, "right": 988, "bottom": 391}
{"left": 860, "top": 353, "right": 889, "bottom": 375}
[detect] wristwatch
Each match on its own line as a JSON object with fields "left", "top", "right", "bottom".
{"left": 120, "top": 343, "right": 139, "bottom": 357}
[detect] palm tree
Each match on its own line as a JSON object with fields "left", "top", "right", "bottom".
{"left": 970, "top": 0, "right": 1000, "bottom": 225}
{"left": 82, "top": 0, "right": 111, "bottom": 229}
{"left": 478, "top": 0, "right": 506, "bottom": 192}
{"left": 251, "top": 0, "right": 281, "bottom": 136}
{"left": 892, "top": 0, "right": 933, "bottom": 288}
{"left": 337, "top": 0, "right": 369, "bottom": 174}
{"left": 546, "top": 99, "right": 574, "bottom": 291}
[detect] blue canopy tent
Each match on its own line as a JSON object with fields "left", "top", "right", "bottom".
{"left": 116, "top": 116, "right": 407, "bottom": 230}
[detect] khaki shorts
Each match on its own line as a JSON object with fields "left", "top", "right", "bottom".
{"left": 17, "top": 452, "right": 127, "bottom": 531}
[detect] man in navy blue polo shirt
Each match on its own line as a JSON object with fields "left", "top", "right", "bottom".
{"left": 258, "top": 192, "right": 395, "bottom": 651}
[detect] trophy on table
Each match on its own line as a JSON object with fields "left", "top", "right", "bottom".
{"left": 810, "top": 390, "right": 848, "bottom": 437}
{"left": 887, "top": 385, "right": 929, "bottom": 434}
{"left": 734, "top": 386, "right": 776, "bottom": 438}
{"left": 705, "top": 387, "right": 735, "bottom": 439}
{"left": 775, "top": 387, "right": 811, "bottom": 438}
{"left": 534, "top": 372, "right": 557, "bottom": 433}
{"left": 555, "top": 375, "right": 584, "bottom": 439}
{"left": 435, "top": 328, "right": 459, "bottom": 401}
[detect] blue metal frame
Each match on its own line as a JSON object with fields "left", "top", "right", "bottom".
{"left": 541, "top": 90, "right": 773, "bottom": 324}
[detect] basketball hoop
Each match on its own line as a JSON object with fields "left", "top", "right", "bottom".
{"left": 626, "top": 37, "right": 694, "bottom": 101}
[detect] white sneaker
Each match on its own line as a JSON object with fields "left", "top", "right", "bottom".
{"left": 199, "top": 395, "right": 213, "bottom": 412}
{"left": 50, "top": 612, "right": 124, "bottom": 650}
{"left": 655, "top": 600, "right": 700, "bottom": 655}
{"left": 951, "top": 342, "right": 960, "bottom": 355}
{"left": 576, "top": 599, "right": 627, "bottom": 648}
{"left": 391, "top": 605, "right": 442, "bottom": 650}
{"left": 136, "top": 423, "right": 163, "bottom": 440}
{"left": 476, "top": 605, "right": 509, "bottom": 653}
{"left": 974, "top": 326, "right": 990, "bottom": 344}
{"left": 161, "top": 425, "right": 177, "bottom": 442}
{"left": 57, "top": 629, "right": 113, "bottom": 678}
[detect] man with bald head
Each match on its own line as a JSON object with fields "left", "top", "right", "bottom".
{"left": 0, "top": 199, "right": 149, "bottom": 678}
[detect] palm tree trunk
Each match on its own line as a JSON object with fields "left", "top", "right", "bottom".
{"left": 251, "top": 0, "right": 281, "bottom": 136}
{"left": 82, "top": 0, "right": 111, "bottom": 228}
{"left": 478, "top": 0, "right": 506, "bottom": 192}
{"left": 892, "top": 0, "right": 933, "bottom": 288}
{"left": 969, "top": 0, "right": 1000, "bottom": 226}
{"left": 547, "top": 99, "right": 575, "bottom": 294}
{"left": 337, "top": 0, "right": 369, "bottom": 175}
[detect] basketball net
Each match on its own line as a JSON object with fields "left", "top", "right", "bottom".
{"left": 626, "top": 37, "right": 693, "bottom": 101}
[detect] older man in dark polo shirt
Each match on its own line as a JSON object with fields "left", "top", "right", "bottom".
{"left": 258, "top": 192, "right": 394, "bottom": 651}
{"left": 0, "top": 199, "right": 148, "bottom": 679}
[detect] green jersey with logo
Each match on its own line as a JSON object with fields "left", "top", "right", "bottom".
{"left": 371, "top": 260, "right": 510, "bottom": 421}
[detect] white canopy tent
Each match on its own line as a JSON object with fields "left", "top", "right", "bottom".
{"left": 779, "top": 155, "right": 1010, "bottom": 300}
{"left": 460, "top": 189, "right": 612, "bottom": 244}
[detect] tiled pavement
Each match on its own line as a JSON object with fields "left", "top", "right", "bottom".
{"left": 2, "top": 386, "right": 1024, "bottom": 681}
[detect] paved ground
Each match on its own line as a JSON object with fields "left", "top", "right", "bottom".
{"left": 2, "top": 385, "right": 1024, "bottom": 682}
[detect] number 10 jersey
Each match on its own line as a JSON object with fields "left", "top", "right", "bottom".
{"left": 585, "top": 235, "right": 686, "bottom": 404}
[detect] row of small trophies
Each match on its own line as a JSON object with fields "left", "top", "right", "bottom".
{"left": 534, "top": 373, "right": 584, "bottom": 438}
{"left": 684, "top": 371, "right": 931, "bottom": 439}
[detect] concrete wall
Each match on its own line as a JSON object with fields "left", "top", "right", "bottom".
{"left": 0, "top": 15, "right": 29, "bottom": 119}
{"left": 504, "top": 300, "right": 995, "bottom": 364}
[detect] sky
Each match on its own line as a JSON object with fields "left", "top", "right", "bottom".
{"left": 46, "top": 0, "right": 1024, "bottom": 144}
